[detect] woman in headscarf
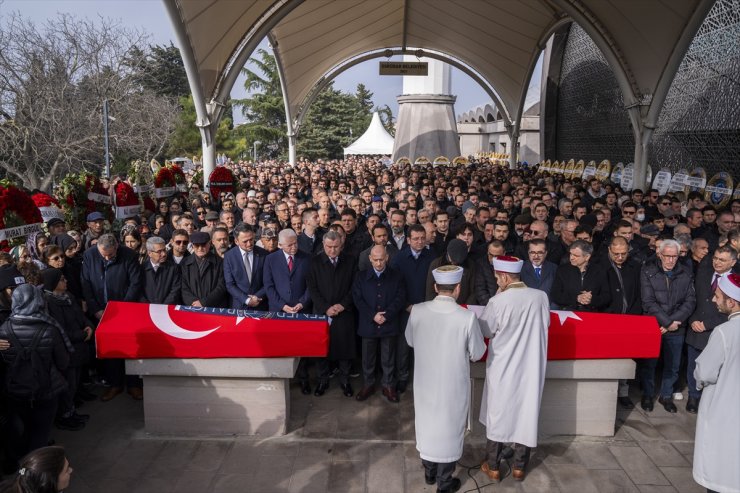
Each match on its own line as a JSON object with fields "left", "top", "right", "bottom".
{"left": 0, "top": 284, "right": 72, "bottom": 469}
{"left": 25, "top": 232, "right": 48, "bottom": 270}
{"left": 9, "top": 246, "right": 32, "bottom": 268}
{"left": 41, "top": 268, "right": 93, "bottom": 432}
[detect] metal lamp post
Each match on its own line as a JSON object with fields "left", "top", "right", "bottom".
{"left": 253, "top": 140, "right": 261, "bottom": 163}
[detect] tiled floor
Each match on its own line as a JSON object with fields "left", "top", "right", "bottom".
{"left": 56, "top": 380, "right": 701, "bottom": 492}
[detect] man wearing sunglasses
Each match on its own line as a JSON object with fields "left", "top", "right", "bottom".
{"left": 167, "top": 229, "right": 190, "bottom": 265}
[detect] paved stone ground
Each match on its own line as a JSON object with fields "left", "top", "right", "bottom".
{"left": 57, "top": 380, "right": 702, "bottom": 493}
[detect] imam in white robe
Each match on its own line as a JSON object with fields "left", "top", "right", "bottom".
{"left": 478, "top": 283, "right": 549, "bottom": 448}
{"left": 406, "top": 295, "right": 486, "bottom": 463}
{"left": 693, "top": 311, "right": 740, "bottom": 493}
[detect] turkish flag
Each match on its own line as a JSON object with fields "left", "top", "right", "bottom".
{"left": 466, "top": 306, "right": 661, "bottom": 361}
{"left": 95, "top": 302, "right": 330, "bottom": 359}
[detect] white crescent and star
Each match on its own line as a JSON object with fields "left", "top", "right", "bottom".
{"left": 551, "top": 310, "right": 583, "bottom": 325}
{"left": 149, "top": 304, "right": 221, "bottom": 340}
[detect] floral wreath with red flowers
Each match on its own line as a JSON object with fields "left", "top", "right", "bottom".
{"left": 166, "top": 163, "right": 188, "bottom": 193}
{"left": 55, "top": 172, "right": 113, "bottom": 230}
{"left": 32, "top": 192, "right": 64, "bottom": 229}
{"left": 208, "top": 166, "right": 238, "bottom": 200}
{"left": 113, "top": 180, "right": 141, "bottom": 219}
{"left": 0, "top": 180, "right": 44, "bottom": 250}
{"left": 154, "top": 166, "right": 176, "bottom": 198}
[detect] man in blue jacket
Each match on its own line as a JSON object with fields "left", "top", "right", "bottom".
{"left": 354, "top": 245, "right": 407, "bottom": 403}
{"left": 223, "top": 223, "right": 268, "bottom": 310}
{"left": 81, "top": 233, "right": 142, "bottom": 402}
{"left": 390, "top": 224, "right": 434, "bottom": 393}
{"left": 263, "top": 228, "right": 312, "bottom": 392}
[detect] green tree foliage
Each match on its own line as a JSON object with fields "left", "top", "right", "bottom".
{"left": 167, "top": 95, "right": 239, "bottom": 157}
{"left": 232, "top": 49, "right": 287, "bottom": 159}
{"left": 130, "top": 43, "right": 190, "bottom": 99}
{"left": 234, "top": 49, "right": 379, "bottom": 160}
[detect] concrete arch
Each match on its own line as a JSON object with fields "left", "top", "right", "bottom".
{"left": 483, "top": 104, "right": 496, "bottom": 122}
{"left": 290, "top": 47, "right": 514, "bottom": 135}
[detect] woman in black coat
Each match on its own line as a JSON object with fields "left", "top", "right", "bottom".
{"left": 0, "top": 284, "right": 71, "bottom": 470}
{"left": 41, "top": 269, "right": 93, "bottom": 431}
{"left": 50, "top": 234, "right": 84, "bottom": 305}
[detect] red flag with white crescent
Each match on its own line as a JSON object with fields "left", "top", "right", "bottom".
{"left": 95, "top": 302, "right": 329, "bottom": 359}
{"left": 465, "top": 306, "right": 661, "bottom": 361}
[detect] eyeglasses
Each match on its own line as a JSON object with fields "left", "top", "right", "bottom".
{"left": 173, "top": 240, "right": 188, "bottom": 245}
{"left": 529, "top": 251, "right": 546, "bottom": 256}
{"left": 151, "top": 249, "right": 166, "bottom": 255}
{"left": 48, "top": 256, "right": 62, "bottom": 261}
{"left": 197, "top": 210, "right": 205, "bottom": 215}
{"left": 661, "top": 202, "right": 671, "bottom": 206}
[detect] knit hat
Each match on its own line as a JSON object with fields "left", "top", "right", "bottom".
{"left": 0, "top": 265, "right": 26, "bottom": 290}
{"left": 51, "top": 233, "right": 77, "bottom": 253}
{"left": 446, "top": 239, "right": 468, "bottom": 265}
{"left": 41, "top": 268, "right": 63, "bottom": 292}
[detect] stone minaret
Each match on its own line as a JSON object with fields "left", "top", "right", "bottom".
{"left": 392, "top": 57, "right": 460, "bottom": 161}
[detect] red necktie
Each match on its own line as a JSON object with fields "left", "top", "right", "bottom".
{"left": 288, "top": 255, "right": 294, "bottom": 272}
{"left": 711, "top": 273, "right": 719, "bottom": 291}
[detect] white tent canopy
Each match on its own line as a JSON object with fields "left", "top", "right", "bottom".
{"left": 343, "top": 112, "right": 394, "bottom": 156}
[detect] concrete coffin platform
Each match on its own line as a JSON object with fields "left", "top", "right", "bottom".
{"left": 470, "top": 358, "right": 636, "bottom": 437}
{"left": 125, "top": 358, "right": 298, "bottom": 437}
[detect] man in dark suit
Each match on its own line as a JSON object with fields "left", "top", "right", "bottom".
{"left": 140, "top": 236, "right": 181, "bottom": 305}
{"left": 223, "top": 223, "right": 268, "bottom": 310}
{"left": 180, "top": 231, "right": 228, "bottom": 308}
{"left": 306, "top": 230, "right": 356, "bottom": 397}
{"left": 520, "top": 239, "right": 557, "bottom": 300}
{"left": 685, "top": 245, "right": 737, "bottom": 413}
{"left": 353, "top": 245, "right": 407, "bottom": 403}
{"left": 390, "top": 224, "right": 435, "bottom": 393}
{"left": 297, "top": 207, "right": 324, "bottom": 256}
{"left": 358, "top": 224, "right": 399, "bottom": 271}
{"left": 551, "top": 240, "right": 610, "bottom": 312}
{"left": 81, "top": 233, "right": 142, "bottom": 402}
{"left": 474, "top": 241, "right": 504, "bottom": 305}
{"left": 604, "top": 236, "right": 642, "bottom": 409}
{"left": 263, "top": 228, "right": 312, "bottom": 392}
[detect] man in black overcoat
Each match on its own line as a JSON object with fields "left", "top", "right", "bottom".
{"left": 306, "top": 230, "right": 357, "bottom": 397}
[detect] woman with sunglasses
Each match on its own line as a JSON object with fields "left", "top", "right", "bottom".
{"left": 41, "top": 246, "right": 65, "bottom": 270}
{"left": 50, "top": 234, "right": 84, "bottom": 306}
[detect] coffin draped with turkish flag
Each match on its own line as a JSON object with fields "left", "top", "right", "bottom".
{"left": 96, "top": 302, "right": 330, "bottom": 359}
{"left": 96, "top": 302, "right": 661, "bottom": 360}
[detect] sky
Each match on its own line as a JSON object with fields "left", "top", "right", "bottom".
{"left": 4, "top": 0, "right": 541, "bottom": 124}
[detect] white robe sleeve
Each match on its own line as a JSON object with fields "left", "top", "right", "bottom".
{"left": 478, "top": 299, "right": 498, "bottom": 338}
{"left": 405, "top": 306, "right": 416, "bottom": 348}
{"left": 468, "top": 315, "right": 487, "bottom": 361}
{"left": 694, "top": 329, "right": 726, "bottom": 390}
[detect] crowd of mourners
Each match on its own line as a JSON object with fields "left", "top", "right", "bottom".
{"left": 0, "top": 155, "right": 739, "bottom": 488}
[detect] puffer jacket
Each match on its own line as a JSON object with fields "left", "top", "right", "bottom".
{"left": 0, "top": 285, "right": 70, "bottom": 401}
{"left": 0, "top": 319, "right": 69, "bottom": 401}
{"left": 640, "top": 260, "right": 696, "bottom": 336}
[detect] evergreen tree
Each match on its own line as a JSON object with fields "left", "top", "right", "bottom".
{"left": 232, "top": 48, "right": 287, "bottom": 159}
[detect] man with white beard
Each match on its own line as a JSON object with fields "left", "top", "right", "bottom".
{"left": 692, "top": 273, "right": 740, "bottom": 493}
{"left": 406, "top": 265, "right": 486, "bottom": 493}
{"left": 478, "top": 256, "right": 550, "bottom": 482}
